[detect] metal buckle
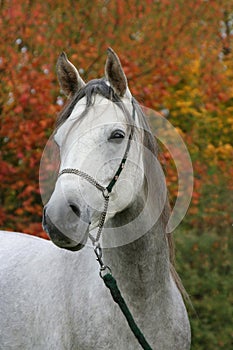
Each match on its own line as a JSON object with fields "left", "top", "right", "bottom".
{"left": 94, "top": 243, "right": 111, "bottom": 278}
{"left": 99, "top": 265, "right": 112, "bottom": 279}
{"left": 94, "top": 243, "right": 104, "bottom": 268}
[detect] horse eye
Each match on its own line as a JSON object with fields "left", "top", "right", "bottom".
{"left": 109, "top": 130, "right": 125, "bottom": 141}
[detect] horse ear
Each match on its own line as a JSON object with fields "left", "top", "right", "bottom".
{"left": 56, "top": 52, "right": 85, "bottom": 98}
{"left": 105, "top": 48, "right": 127, "bottom": 97}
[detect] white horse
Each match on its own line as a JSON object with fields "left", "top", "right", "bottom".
{"left": 0, "top": 48, "right": 191, "bottom": 349}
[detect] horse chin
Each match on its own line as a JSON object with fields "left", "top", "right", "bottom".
{"left": 49, "top": 229, "right": 89, "bottom": 252}
{"left": 60, "top": 242, "right": 85, "bottom": 252}
{"left": 50, "top": 234, "right": 87, "bottom": 252}
{"left": 43, "top": 208, "right": 89, "bottom": 252}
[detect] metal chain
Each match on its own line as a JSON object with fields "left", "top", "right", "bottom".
{"left": 58, "top": 168, "right": 105, "bottom": 192}
{"left": 89, "top": 194, "right": 109, "bottom": 245}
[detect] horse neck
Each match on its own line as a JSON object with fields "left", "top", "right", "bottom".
{"left": 102, "top": 190, "right": 171, "bottom": 303}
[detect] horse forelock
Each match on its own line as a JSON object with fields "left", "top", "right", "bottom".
{"left": 56, "top": 78, "right": 122, "bottom": 129}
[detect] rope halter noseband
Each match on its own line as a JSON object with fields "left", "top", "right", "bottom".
{"left": 57, "top": 101, "right": 136, "bottom": 255}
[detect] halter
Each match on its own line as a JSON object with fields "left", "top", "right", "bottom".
{"left": 57, "top": 101, "right": 136, "bottom": 250}
{"left": 57, "top": 101, "right": 153, "bottom": 349}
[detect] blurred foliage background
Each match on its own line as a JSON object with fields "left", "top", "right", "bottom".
{"left": 0, "top": 1, "right": 232, "bottom": 348}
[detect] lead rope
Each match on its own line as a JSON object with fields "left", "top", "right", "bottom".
{"left": 90, "top": 193, "right": 153, "bottom": 350}
{"left": 103, "top": 277, "right": 153, "bottom": 350}
{"left": 94, "top": 246, "right": 153, "bottom": 350}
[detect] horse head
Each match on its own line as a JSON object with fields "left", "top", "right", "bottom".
{"left": 43, "top": 49, "right": 146, "bottom": 251}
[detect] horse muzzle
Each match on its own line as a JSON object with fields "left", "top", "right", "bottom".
{"left": 42, "top": 202, "right": 90, "bottom": 251}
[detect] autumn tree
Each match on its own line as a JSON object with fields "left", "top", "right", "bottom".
{"left": 1, "top": 0, "right": 232, "bottom": 235}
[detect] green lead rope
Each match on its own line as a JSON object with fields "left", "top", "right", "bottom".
{"left": 102, "top": 273, "right": 153, "bottom": 350}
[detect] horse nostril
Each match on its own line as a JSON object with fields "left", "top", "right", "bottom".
{"left": 69, "top": 204, "right": 81, "bottom": 217}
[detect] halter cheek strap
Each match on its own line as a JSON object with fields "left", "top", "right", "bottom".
{"left": 57, "top": 101, "right": 136, "bottom": 246}
{"left": 105, "top": 131, "right": 133, "bottom": 194}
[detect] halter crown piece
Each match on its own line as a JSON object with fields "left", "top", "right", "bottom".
{"left": 57, "top": 101, "right": 136, "bottom": 264}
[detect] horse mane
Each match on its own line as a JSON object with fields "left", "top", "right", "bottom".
{"left": 56, "top": 78, "right": 187, "bottom": 299}
{"left": 131, "top": 99, "right": 189, "bottom": 300}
